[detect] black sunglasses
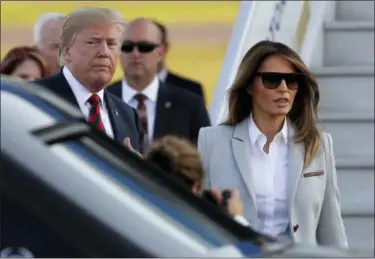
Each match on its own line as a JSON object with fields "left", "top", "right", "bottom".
{"left": 255, "top": 72, "right": 306, "bottom": 90}
{"left": 121, "top": 41, "right": 160, "bottom": 53}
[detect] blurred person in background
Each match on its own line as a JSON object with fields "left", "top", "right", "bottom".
{"left": 33, "top": 13, "right": 66, "bottom": 75}
{"left": 34, "top": 7, "right": 143, "bottom": 151}
{"left": 145, "top": 135, "right": 249, "bottom": 226}
{"left": 108, "top": 18, "right": 210, "bottom": 153}
{"left": 0, "top": 46, "right": 49, "bottom": 81}
{"left": 152, "top": 20, "right": 205, "bottom": 102}
{"left": 198, "top": 40, "right": 348, "bottom": 247}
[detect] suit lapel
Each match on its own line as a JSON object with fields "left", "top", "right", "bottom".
{"left": 104, "top": 91, "right": 125, "bottom": 142}
{"left": 231, "top": 119, "right": 305, "bottom": 228}
{"left": 153, "top": 82, "right": 173, "bottom": 139}
{"left": 50, "top": 71, "right": 80, "bottom": 108}
{"left": 287, "top": 124, "right": 305, "bottom": 210}
{"left": 164, "top": 71, "right": 173, "bottom": 85}
{"left": 231, "top": 119, "right": 258, "bottom": 215}
{"left": 107, "top": 80, "right": 122, "bottom": 98}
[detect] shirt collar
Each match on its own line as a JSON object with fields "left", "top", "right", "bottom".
{"left": 248, "top": 114, "right": 288, "bottom": 147}
{"left": 158, "top": 67, "right": 169, "bottom": 82}
{"left": 121, "top": 76, "right": 159, "bottom": 103}
{"left": 62, "top": 66, "right": 104, "bottom": 106}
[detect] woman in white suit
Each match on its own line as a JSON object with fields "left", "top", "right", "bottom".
{"left": 198, "top": 40, "right": 348, "bottom": 247}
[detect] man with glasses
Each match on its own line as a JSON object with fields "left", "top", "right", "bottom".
{"left": 108, "top": 18, "right": 210, "bottom": 152}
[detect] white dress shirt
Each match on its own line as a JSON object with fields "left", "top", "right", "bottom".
{"left": 121, "top": 76, "right": 159, "bottom": 141}
{"left": 62, "top": 66, "right": 114, "bottom": 139}
{"left": 248, "top": 115, "right": 289, "bottom": 237}
{"left": 233, "top": 215, "right": 251, "bottom": 227}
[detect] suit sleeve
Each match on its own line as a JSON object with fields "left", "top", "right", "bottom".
{"left": 197, "top": 83, "right": 208, "bottom": 106}
{"left": 316, "top": 133, "right": 348, "bottom": 248}
{"left": 196, "top": 83, "right": 205, "bottom": 102}
{"left": 190, "top": 98, "right": 211, "bottom": 145}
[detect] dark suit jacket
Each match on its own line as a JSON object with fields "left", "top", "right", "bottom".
{"left": 164, "top": 70, "right": 205, "bottom": 103}
{"left": 33, "top": 71, "right": 143, "bottom": 151}
{"left": 107, "top": 80, "right": 211, "bottom": 145}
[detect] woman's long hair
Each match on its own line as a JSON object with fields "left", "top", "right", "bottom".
{"left": 223, "top": 40, "right": 320, "bottom": 166}
{"left": 0, "top": 46, "right": 49, "bottom": 77}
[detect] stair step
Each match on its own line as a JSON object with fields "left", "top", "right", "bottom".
{"left": 336, "top": 1, "right": 375, "bottom": 22}
{"left": 313, "top": 66, "right": 374, "bottom": 76}
{"left": 342, "top": 216, "right": 374, "bottom": 249}
{"left": 324, "top": 2, "right": 374, "bottom": 250}
{"left": 325, "top": 21, "right": 375, "bottom": 31}
{"left": 338, "top": 168, "right": 374, "bottom": 215}
{"left": 318, "top": 121, "right": 374, "bottom": 167}
{"left": 336, "top": 158, "right": 374, "bottom": 169}
{"left": 324, "top": 22, "right": 374, "bottom": 66}
{"left": 319, "top": 113, "right": 374, "bottom": 122}
{"left": 342, "top": 211, "right": 375, "bottom": 217}
{"left": 313, "top": 67, "right": 374, "bottom": 117}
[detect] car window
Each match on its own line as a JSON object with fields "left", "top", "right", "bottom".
{"left": 1, "top": 78, "right": 83, "bottom": 121}
{"left": 1, "top": 126, "right": 151, "bottom": 257}
{"left": 41, "top": 132, "right": 264, "bottom": 257}
{"left": 49, "top": 140, "right": 231, "bottom": 249}
{"left": 1, "top": 91, "right": 59, "bottom": 131}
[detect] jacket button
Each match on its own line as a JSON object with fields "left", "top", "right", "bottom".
{"left": 293, "top": 224, "right": 299, "bottom": 232}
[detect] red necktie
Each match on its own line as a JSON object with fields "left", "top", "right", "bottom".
{"left": 87, "top": 94, "right": 105, "bottom": 132}
{"left": 135, "top": 93, "right": 149, "bottom": 152}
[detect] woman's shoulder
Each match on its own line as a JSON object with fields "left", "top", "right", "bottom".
{"left": 320, "top": 131, "right": 332, "bottom": 139}
{"left": 198, "top": 125, "right": 234, "bottom": 157}
{"left": 199, "top": 124, "right": 235, "bottom": 138}
{"left": 306, "top": 130, "right": 333, "bottom": 159}
{"left": 320, "top": 131, "right": 333, "bottom": 151}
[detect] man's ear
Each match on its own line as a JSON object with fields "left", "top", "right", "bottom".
{"left": 163, "top": 42, "right": 169, "bottom": 55}
{"left": 63, "top": 47, "right": 72, "bottom": 63}
{"left": 157, "top": 45, "right": 166, "bottom": 63}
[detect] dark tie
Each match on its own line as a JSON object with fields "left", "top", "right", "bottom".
{"left": 87, "top": 94, "right": 105, "bottom": 132}
{"left": 135, "top": 93, "right": 149, "bottom": 152}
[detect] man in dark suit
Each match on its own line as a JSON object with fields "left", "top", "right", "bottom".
{"left": 107, "top": 18, "right": 210, "bottom": 151}
{"left": 1, "top": 7, "right": 144, "bottom": 259}
{"left": 151, "top": 20, "right": 206, "bottom": 103}
{"left": 35, "top": 7, "right": 142, "bottom": 152}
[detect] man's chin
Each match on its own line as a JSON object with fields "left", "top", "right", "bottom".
{"left": 126, "top": 67, "right": 145, "bottom": 76}
{"left": 90, "top": 74, "right": 113, "bottom": 91}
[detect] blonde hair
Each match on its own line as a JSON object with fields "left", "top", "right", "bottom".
{"left": 58, "top": 7, "right": 126, "bottom": 66}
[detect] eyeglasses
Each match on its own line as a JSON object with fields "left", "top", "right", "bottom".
{"left": 121, "top": 41, "right": 160, "bottom": 53}
{"left": 255, "top": 72, "right": 306, "bottom": 90}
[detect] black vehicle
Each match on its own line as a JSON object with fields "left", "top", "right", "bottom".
{"left": 1, "top": 77, "right": 372, "bottom": 258}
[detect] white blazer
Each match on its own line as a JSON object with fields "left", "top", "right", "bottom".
{"left": 198, "top": 118, "right": 348, "bottom": 248}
